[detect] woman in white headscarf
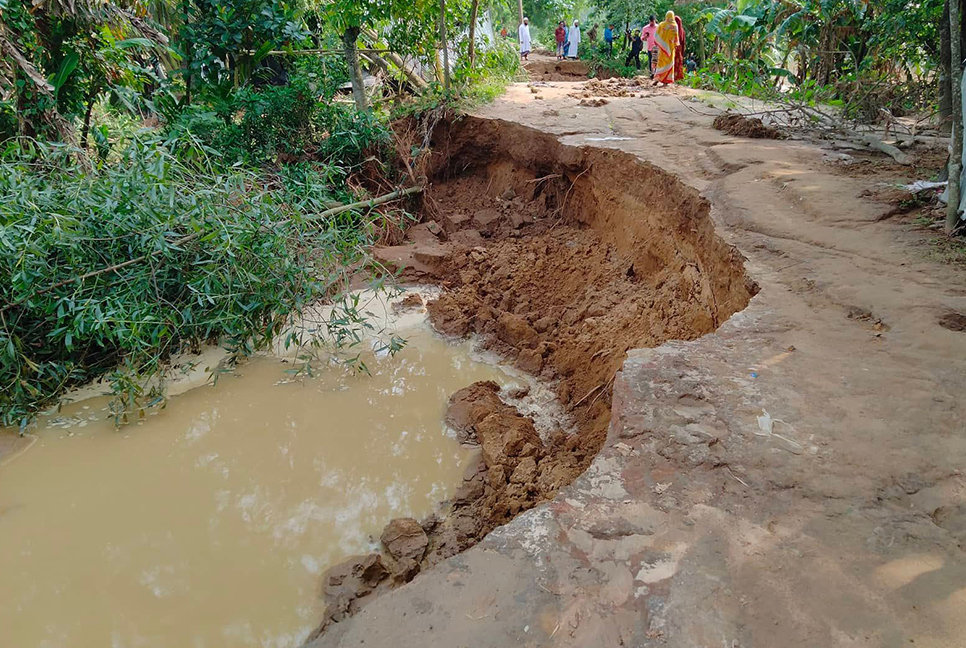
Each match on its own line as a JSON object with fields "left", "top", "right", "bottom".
{"left": 566, "top": 20, "right": 581, "bottom": 59}
{"left": 518, "top": 17, "right": 531, "bottom": 60}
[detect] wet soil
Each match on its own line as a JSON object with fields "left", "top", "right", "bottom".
{"left": 309, "top": 76, "right": 966, "bottom": 648}
{"left": 310, "top": 115, "right": 756, "bottom": 638}
{"left": 713, "top": 112, "right": 784, "bottom": 139}
{"left": 421, "top": 113, "right": 754, "bottom": 506}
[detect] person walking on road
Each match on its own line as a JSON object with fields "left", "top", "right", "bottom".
{"left": 674, "top": 14, "right": 687, "bottom": 82}
{"left": 625, "top": 29, "right": 644, "bottom": 70}
{"left": 555, "top": 22, "right": 566, "bottom": 60}
{"left": 640, "top": 15, "right": 658, "bottom": 77}
{"left": 653, "top": 11, "right": 678, "bottom": 85}
{"left": 518, "top": 17, "right": 531, "bottom": 61}
{"left": 567, "top": 20, "right": 581, "bottom": 60}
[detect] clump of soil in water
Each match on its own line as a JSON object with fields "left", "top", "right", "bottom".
{"left": 713, "top": 111, "right": 784, "bottom": 139}
{"left": 309, "top": 115, "right": 757, "bottom": 638}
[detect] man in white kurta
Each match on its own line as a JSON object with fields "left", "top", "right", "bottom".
{"left": 518, "top": 18, "right": 531, "bottom": 60}
{"left": 567, "top": 20, "right": 581, "bottom": 59}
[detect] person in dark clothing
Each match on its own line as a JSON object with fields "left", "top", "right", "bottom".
{"left": 686, "top": 53, "right": 697, "bottom": 73}
{"left": 625, "top": 29, "right": 644, "bottom": 69}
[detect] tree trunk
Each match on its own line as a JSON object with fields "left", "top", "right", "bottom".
{"left": 468, "top": 0, "right": 481, "bottom": 68}
{"left": 342, "top": 26, "right": 368, "bottom": 112}
{"left": 698, "top": 24, "right": 706, "bottom": 67}
{"left": 942, "top": 0, "right": 952, "bottom": 132}
{"left": 947, "top": 0, "right": 963, "bottom": 234}
{"left": 80, "top": 83, "right": 99, "bottom": 150}
{"left": 439, "top": 0, "right": 451, "bottom": 90}
{"left": 516, "top": 0, "right": 524, "bottom": 28}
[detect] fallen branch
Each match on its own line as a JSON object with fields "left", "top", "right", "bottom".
{"left": 361, "top": 27, "right": 429, "bottom": 91}
{"left": 683, "top": 92, "right": 915, "bottom": 165}
{"left": 302, "top": 186, "right": 423, "bottom": 224}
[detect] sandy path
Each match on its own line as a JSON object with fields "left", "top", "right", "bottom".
{"left": 310, "top": 79, "right": 966, "bottom": 648}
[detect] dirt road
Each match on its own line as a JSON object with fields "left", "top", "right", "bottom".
{"left": 310, "top": 70, "right": 966, "bottom": 648}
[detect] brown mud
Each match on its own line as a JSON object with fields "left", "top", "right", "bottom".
{"left": 713, "top": 111, "right": 784, "bottom": 139}
{"left": 309, "top": 115, "right": 756, "bottom": 638}
{"left": 570, "top": 76, "right": 651, "bottom": 99}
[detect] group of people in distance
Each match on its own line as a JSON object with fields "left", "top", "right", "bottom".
{"left": 515, "top": 12, "right": 695, "bottom": 86}
{"left": 552, "top": 20, "right": 582, "bottom": 60}
{"left": 624, "top": 12, "right": 694, "bottom": 85}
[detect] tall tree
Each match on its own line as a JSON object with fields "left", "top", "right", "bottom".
{"left": 467, "top": 0, "right": 481, "bottom": 68}
{"left": 320, "top": 0, "right": 396, "bottom": 112}
{"left": 342, "top": 26, "right": 367, "bottom": 111}
{"left": 948, "top": 0, "right": 963, "bottom": 234}
{"left": 439, "top": 0, "right": 450, "bottom": 90}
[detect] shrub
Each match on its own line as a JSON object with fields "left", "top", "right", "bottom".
{"left": 163, "top": 58, "right": 388, "bottom": 167}
{"left": 0, "top": 136, "right": 397, "bottom": 428}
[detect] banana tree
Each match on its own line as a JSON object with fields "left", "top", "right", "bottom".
{"left": 701, "top": 0, "right": 778, "bottom": 70}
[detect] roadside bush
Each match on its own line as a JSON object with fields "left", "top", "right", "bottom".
{"left": 453, "top": 37, "right": 524, "bottom": 105}
{"left": 0, "top": 137, "right": 395, "bottom": 428}
{"left": 163, "top": 58, "right": 387, "bottom": 167}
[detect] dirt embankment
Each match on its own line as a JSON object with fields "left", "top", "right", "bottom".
{"left": 308, "top": 116, "right": 756, "bottom": 640}
{"left": 420, "top": 117, "right": 756, "bottom": 461}
{"left": 524, "top": 58, "right": 615, "bottom": 81}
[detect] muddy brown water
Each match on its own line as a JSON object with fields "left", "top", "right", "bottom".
{"left": 0, "top": 326, "right": 518, "bottom": 648}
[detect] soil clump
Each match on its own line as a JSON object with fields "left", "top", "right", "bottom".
{"left": 569, "top": 76, "right": 649, "bottom": 99}
{"left": 713, "top": 111, "right": 784, "bottom": 139}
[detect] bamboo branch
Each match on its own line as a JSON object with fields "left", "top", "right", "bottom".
{"left": 1, "top": 187, "right": 423, "bottom": 314}
{"left": 302, "top": 186, "right": 423, "bottom": 224}
{"left": 361, "top": 27, "right": 429, "bottom": 90}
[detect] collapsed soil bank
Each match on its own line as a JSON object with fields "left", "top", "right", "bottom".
{"left": 309, "top": 115, "right": 757, "bottom": 640}
{"left": 524, "top": 58, "right": 613, "bottom": 81}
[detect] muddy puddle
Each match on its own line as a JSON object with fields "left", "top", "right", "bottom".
{"left": 0, "top": 324, "right": 519, "bottom": 648}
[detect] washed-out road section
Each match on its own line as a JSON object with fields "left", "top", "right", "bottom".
{"left": 309, "top": 76, "right": 966, "bottom": 648}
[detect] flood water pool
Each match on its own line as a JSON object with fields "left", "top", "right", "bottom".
{"left": 0, "top": 325, "right": 514, "bottom": 648}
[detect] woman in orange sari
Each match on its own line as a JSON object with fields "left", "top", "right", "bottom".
{"left": 653, "top": 11, "right": 678, "bottom": 85}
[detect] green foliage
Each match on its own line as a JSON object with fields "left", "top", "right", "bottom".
{"left": 683, "top": 53, "right": 836, "bottom": 105}
{"left": 0, "top": 136, "right": 396, "bottom": 428}
{"left": 163, "top": 58, "right": 389, "bottom": 166}
{"left": 453, "top": 36, "right": 524, "bottom": 104}
{"left": 176, "top": 0, "right": 309, "bottom": 93}
{"left": 0, "top": 0, "right": 171, "bottom": 142}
